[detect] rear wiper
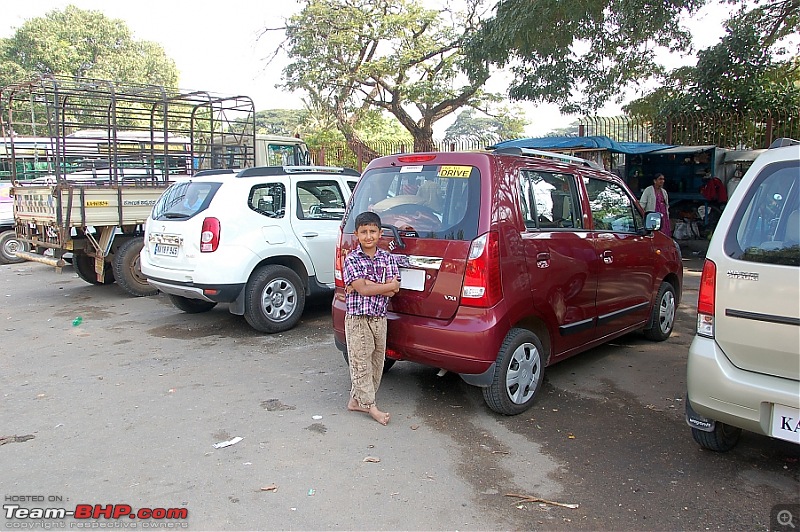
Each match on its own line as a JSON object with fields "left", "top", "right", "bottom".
{"left": 382, "top": 223, "right": 406, "bottom": 249}
{"left": 162, "top": 212, "right": 191, "bottom": 219}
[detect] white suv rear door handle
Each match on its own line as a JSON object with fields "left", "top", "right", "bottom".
{"left": 301, "top": 232, "right": 319, "bottom": 238}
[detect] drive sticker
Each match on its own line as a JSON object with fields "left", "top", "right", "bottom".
{"left": 437, "top": 165, "right": 471, "bottom": 178}
{"left": 85, "top": 200, "right": 109, "bottom": 207}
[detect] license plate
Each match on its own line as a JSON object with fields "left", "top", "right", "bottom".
{"left": 770, "top": 403, "right": 800, "bottom": 444}
{"left": 399, "top": 267, "right": 425, "bottom": 291}
{"left": 154, "top": 243, "right": 179, "bottom": 257}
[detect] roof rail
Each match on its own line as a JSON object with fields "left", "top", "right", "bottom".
{"left": 193, "top": 169, "right": 236, "bottom": 178}
{"left": 493, "top": 147, "right": 603, "bottom": 170}
{"left": 237, "top": 165, "right": 360, "bottom": 178}
{"left": 769, "top": 138, "right": 800, "bottom": 149}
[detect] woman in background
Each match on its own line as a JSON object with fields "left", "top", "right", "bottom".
{"left": 640, "top": 173, "right": 671, "bottom": 236}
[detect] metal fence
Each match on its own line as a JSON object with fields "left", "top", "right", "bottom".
{"left": 578, "top": 110, "right": 800, "bottom": 149}
{"left": 309, "top": 110, "right": 799, "bottom": 170}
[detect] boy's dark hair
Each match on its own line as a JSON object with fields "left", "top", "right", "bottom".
{"left": 355, "top": 211, "right": 381, "bottom": 229}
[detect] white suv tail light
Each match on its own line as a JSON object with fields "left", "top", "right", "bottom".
{"left": 201, "top": 217, "right": 221, "bottom": 252}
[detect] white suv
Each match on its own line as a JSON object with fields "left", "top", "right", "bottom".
{"left": 686, "top": 139, "right": 799, "bottom": 451}
{"left": 140, "top": 166, "right": 359, "bottom": 333}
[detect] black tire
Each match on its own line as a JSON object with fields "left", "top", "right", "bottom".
{"left": 244, "top": 265, "right": 306, "bottom": 333}
{"left": 691, "top": 423, "right": 742, "bottom": 452}
{"left": 168, "top": 294, "right": 217, "bottom": 313}
{"left": 483, "top": 328, "right": 545, "bottom": 415}
{"left": 0, "top": 230, "right": 28, "bottom": 265}
{"left": 73, "top": 252, "right": 115, "bottom": 285}
{"left": 643, "top": 282, "right": 676, "bottom": 341}
{"left": 341, "top": 349, "right": 396, "bottom": 373}
{"left": 112, "top": 237, "right": 158, "bottom": 297}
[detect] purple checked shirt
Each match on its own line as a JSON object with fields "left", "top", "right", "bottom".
{"left": 343, "top": 244, "right": 400, "bottom": 317}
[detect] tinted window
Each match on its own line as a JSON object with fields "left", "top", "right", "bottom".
{"left": 249, "top": 183, "right": 286, "bottom": 218}
{"left": 724, "top": 160, "right": 799, "bottom": 267}
{"left": 520, "top": 171, "right": 582, "bottom": 229}
{"left": 296, "top": 180, "right": 346, "bottom": 220}
{"left": 585, "top": 177, "right": 641, "bottom": 233}
{"left": 345, "top": 165, "right": 479, "bottom": 240}
{"left": 151, "top": 181, "right": 221, "bottom": 220}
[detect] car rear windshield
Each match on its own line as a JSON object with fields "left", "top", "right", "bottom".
{"left": 724, "top": 159, "right": 799, "bottom": 267}
{"left": 344, "top": 164, "right": 480, "bottom": 241}
{"left": 151, "top": 181, "right": 222, "bottom": 221}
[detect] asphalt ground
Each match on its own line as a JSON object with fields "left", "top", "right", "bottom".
{"left": 1, "top": 256, "right": 797, "bottom": 531}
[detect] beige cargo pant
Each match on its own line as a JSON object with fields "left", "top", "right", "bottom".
{"left": 344, "top": 315, "right": 387, "bottom": 409}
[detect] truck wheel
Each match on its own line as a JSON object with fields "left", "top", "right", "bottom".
{"left": 168, "top": 294, "right": 217, "bottom": 313}
{"left": 483, "top": 328, "right": 545, "bottom": 415}
{"left": 113, "top": 238, "right": 158, "bottom": 297}
{"left": 73, "top": 252, "right": 115, "bottom": 285}
{"left": 643, "top": 282, "right": 676, "bottom": 341}
{"left": 0, "top": 230, "right": 29, "bottom": 265}
{"left": 341, "top": 349, "right": 397, "bottom": 373}
{"left": 244, "top": 265, "right": 306, "bottom": 333}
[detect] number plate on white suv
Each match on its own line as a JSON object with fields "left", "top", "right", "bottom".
{"left": 154, "top": 243, "right": 179, "bottom": 256}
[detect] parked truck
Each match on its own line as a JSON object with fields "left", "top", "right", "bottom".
{"left": 1, "top": 75, "right": 305, "bottom": 295}
{"left": 0, "top": 181, "right": 29, "bottom": 264}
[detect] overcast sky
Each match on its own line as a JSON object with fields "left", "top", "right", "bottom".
{"left": 2, "top": 1, "right": 732, "bottom": 137}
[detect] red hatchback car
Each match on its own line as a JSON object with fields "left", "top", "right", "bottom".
{"left": 333, "top": 149, "right": 683, "bottom": 414}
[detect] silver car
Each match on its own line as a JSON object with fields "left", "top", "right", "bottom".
{"left": 686, "top": 139, "right": 800, "bottom": 451}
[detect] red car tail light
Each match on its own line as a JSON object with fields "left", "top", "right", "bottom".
{"left": 334, "top": 230, "right": 345, "bottom": 288}
{"left": 461, "top": 231, "right": 502, "bottom": 307}
{"left": 696, "top": 259, "right": 716, "bottom": 337}
{"left": 200, "top": 217, "right": 220, "bottom": 252}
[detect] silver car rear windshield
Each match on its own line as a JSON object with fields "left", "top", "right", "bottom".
{"left": 344, "top": 165, "right": 480, "bottom": 241}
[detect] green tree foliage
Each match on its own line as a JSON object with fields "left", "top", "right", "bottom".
{"left": 624, "top": 0, "right": 800, "bottom": 145}
{"left": 255, "top": 109, "right": 307, "bottom": 136}
{"left": 272, "top": 0, "right": 497, "bottom": 153}
{"left": 467, "top": 0, "right": 706, "bottom": 114}
{"left": 626, "top": 1, "right": 800, "bottom": 116}
{"left": 444, "top": 107, "right": 527, "bottom": 141}
{"left": 0, "top": 5, "right": 179, "bottom": 90}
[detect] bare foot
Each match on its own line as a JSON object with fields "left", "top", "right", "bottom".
{"left": 368, "top": 405, "right": 390, "bottom": 426}
{"left": 347, "top": 397, "right": 369, "bottom": 413}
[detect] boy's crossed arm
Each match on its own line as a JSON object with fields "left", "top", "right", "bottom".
{"left": 348, "top": 277, "right": 400, "bottom": 297}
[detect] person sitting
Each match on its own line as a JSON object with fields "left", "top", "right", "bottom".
{"left": 416, "top": 176, "right": 442, "bottom": 211}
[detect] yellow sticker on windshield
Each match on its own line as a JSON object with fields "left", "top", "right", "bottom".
{"left": 437, "top": 165, "right": 472, "bottom": 178}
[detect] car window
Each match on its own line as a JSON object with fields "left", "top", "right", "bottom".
{"left": 345, "top": 165, "right": 479, "bottom": 240}
{"left": 724, "top": 159, "right": 799, "bottom": 266}
{"left": 296, "top": 180, "right": 346, "bottom": 220}
{"left": 585, "top": 177, "right": 641, "bottom": 233}
{"left": 151, "top": 181, "right": 221, "bottom": 220}
{"left": 248, "top": 183, "right": 286, "bottom": 218}
{"left": 520, "top": 171, "right": 582, "bottom": 229}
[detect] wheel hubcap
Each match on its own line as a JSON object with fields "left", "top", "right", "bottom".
{"left": 659, "top": 291, "right": 676, "bottom": 333}
{"left": 261, "top": 277, "right": 296, "bottom": 322}
{"left": 506, "top": 342, "right": 540, "bottom": 404}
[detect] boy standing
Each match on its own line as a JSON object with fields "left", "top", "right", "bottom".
{"left": 342, "top": 212, "right": 401, "bottom": 425}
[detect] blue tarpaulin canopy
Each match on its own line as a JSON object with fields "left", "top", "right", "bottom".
{"left": 491, "top": 135, "right": 675, "bottom": 155}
